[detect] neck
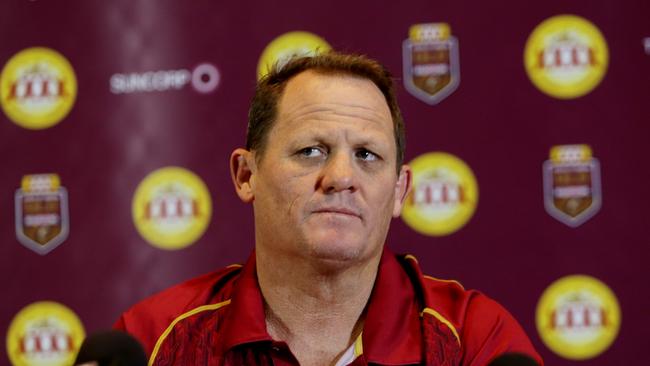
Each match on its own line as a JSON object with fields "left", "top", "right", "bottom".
{"left": 256, "top": 246, "right": 382, "bottom": 366}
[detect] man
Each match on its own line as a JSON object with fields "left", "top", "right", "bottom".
{"left": 115, "top": 52, "right": 543, "bottom": 366}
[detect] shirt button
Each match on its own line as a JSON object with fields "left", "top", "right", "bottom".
{"left": 272, "top": 346, "right": 280, "bottom": 351}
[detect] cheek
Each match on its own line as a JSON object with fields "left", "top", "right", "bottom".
{"left": 372, "top": 176, "right": 398, "bottom": 204}
{"left": 364, "top": 183, "right": 396, "bottom": 221}
{"left": 263, "top": 172, "right": 310, "bottom": 215}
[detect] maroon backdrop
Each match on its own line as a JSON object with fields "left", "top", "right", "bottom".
{"left": 1, "top": 0, "right": 649, "bottom": 365}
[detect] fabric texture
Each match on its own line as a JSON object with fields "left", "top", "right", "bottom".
{"left": 115, "top": 249, "right": 543, "bottom": 365}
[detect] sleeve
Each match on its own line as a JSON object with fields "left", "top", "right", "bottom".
{"left": 460, "top": 294, "right": 544, "bottom": 366}
{"left": 112, "top": 308, "right": 159, "bottom": 358}
{"left": 113, "top": 314, "right": 127, "bottom": 331}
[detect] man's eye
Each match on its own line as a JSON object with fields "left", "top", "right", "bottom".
{"left": 356, "top": 149, "right": 378, "bottom": 161}
{"left": 299, "top": 147, "right": 324, "bottom": 157}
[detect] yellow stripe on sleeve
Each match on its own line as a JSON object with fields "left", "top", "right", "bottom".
{"left": 421, "top": 307, "right": 461, "bottom": 346}
{"left": 149, "top": 299, "right": 232, "bottom": 366}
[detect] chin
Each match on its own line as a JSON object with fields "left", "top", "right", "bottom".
{"left": 309, "top": 245, "right": 360, "bottom": 262}
{"left": 303, "top": 235, "right": 373, "bottom": 269}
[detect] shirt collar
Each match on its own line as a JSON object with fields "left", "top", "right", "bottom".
{"left": 217, "top": 251, "right": 271, "bottom": 354}
{"left": 362, "top": 248, "right": 422, "bottom": 364}
{"left": 217, "top": 248, "right": 422, "bottom": 364}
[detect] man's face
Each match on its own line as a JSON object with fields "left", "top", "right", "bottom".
{"left": 234, "top": 70, "right": 411, "bottom": 268}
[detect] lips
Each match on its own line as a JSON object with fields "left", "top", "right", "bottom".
{"left": 312, "top": 207, "right": 361, "bottom": 218}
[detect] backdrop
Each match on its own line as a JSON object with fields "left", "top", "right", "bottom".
{"left": 1, "top": 0, "right": 649, "bottom": 365}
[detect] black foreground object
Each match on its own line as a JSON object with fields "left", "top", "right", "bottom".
{"left": 74, "top": 330, "right": 147, "bottom": 366}
{"left": 488, "top": 353, "right": 540, "bottom": 366}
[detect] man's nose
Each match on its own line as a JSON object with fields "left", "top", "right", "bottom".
{"left": 320, "top": 151, "right": 358, "bottom": 193}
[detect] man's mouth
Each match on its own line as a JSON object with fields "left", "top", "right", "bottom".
{"left": 312, "top": 207, "right": 361, "bottom": 219}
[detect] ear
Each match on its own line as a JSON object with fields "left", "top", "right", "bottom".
{"left": 392, "top": 164, "right": 412, "bottom": 217}
{"left": 230, "top": 148, "right": 256, "bottom": 203}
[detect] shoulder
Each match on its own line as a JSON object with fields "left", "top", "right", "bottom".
{"left": 114, "top": 264, "right": 242, "bottom": 355}
{"left": 397, "top": 254, "right": 471, "bottom": 321}
{"left": 397, "top": 254, "right": 543, "bottom": 365}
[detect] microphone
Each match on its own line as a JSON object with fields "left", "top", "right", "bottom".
{"left": 488, "top": 353, "right": 540, "bottom": 366}
{"left": 74, "top": 330, "right": 147, "bottom": 366}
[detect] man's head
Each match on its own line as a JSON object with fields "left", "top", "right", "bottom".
{"left": 247, "top": 52, "right": 406, "bottom": 171}
{"left": 231, "top": 52, "right": 411, "bottom": 269}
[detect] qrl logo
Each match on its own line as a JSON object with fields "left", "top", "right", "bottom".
{"left": 19, "top": 326, "right": 74, "bottom": 356}
{"left": 551, "top": 301, "right": 607, "bottom": 330}
{"left": 536, "top": 275, "right": 621, "bottom": 360}
{"left": 538, "top": 42, "right": 596, "bottom": 70}
{"left": 0, "top": 47, "right": 77, "bottom": 129}
{"left": 524, "top": 15, "right": 608, "bottom": 99}
{"left": 144, "top": 192, "right": 199, "bottom": 221}
{"left": 8, "top": 69, "right": 67, "bottom": 102}
{"left": 410, "top": 178, "right": 464, "bottom": 208}
{"left": 6, "top": 301, "right": 85, "bottom": 366}
{"left": 132, "top": 167, "right": 212, "bottom": 250}
{"left": 401, "top": 152, "right": 478, "bottom": 237}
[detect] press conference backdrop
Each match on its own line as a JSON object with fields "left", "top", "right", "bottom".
{"left": 1, "top": 0, "right": 648, "bottom": 365}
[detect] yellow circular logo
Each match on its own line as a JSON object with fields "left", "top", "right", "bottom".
{"left": 257, "top": 31, "right": 331, "bottom": 80}
{"left": 6, "top": 301, "right": 85, "bottom": 366}
{"left": 401, "top": 152, "right": 478, "bottom": 236}
{"left": 524, "top": 15, "right": 608, "bottom": 99}
{"left": 132, "top": 167, "right": 212, "bottom": 250}
{"left": 0, "top": 47, "right": 77, "bottom": 129}
{"left": 536, "top": 275, "right": 621, "bottom": 360}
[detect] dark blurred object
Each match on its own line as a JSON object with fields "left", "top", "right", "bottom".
{"left": 488, "top": 353, "right": 540, "bottom": 366}
{"left": 74, "top": 330, "right": 147, "bottom": 366}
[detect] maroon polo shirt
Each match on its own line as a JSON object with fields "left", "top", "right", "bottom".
{"left": 115, "top": 248, "right": 543, "bottom": 365}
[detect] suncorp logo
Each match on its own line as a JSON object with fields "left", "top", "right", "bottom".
{"left": 110, "top": 62, "right": 220, "bottom": 94}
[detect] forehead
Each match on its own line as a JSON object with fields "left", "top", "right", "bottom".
{"left": 272, "top": 70, "right": 394, "bottom": 136}
{"left": 280, "top": 70, "right": 390, "bottom": 115}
